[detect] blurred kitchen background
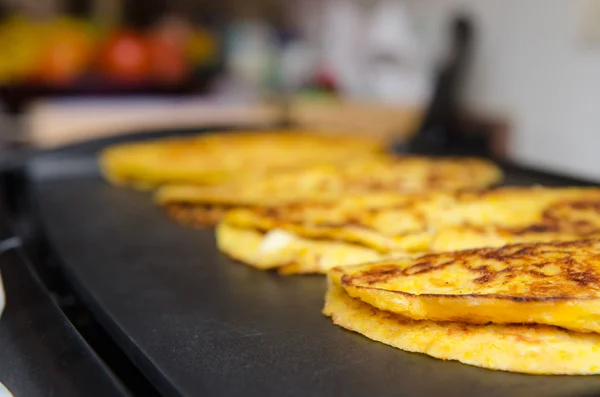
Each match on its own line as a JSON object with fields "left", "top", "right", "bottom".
{"left": 0, "top": 0, "right": 600, "bottom": 180}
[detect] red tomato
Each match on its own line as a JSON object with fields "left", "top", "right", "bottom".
{"left": 98, "top": 30, "right": 152, "bottom": 83}
{"left": 148, "top": 33, "right": 190, "bottom": 84}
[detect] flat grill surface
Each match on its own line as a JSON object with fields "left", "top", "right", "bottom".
{"left": 26, "top": 135, "right": 600, "bottom": 397}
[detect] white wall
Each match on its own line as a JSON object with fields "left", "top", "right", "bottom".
{"left": 412, "top": 0, "right": 600, "bottom": 180}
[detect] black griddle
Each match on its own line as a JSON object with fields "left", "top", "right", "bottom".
{"left": 0, "top": 247, "right": 131, "bottom": 397}
{"left": 16, "top": 130, "right": 600, "bottom": 397}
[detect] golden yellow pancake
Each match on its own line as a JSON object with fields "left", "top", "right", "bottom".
{"left": 218, "top": 187, "right": 600, "bottom": 274}
{"left": 159, "top": 156, "right": 502, "bottom": 226}
{"left": 333, "top": 238, "right": 600, "bottom": 333}
{"left": 99, "top": 130, "right": 387, "bottom": 188}
{"left": 324, "top": 271, "right": 600, "bottom": 375}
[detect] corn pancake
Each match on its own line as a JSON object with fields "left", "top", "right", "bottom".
{"left": 324, "top": 272, "right": 600, "bottom": 375}
{"left": 334, "top": 239, "right": 600, "bottom": 333}
{"left": 218, "top": 187, "right": 600, "bottom": 274}
{"left": 217, "top": 222, "right": 387, "bottom": 274}
{"left": 99, "top": 131, "right": 387, "bottom": 188}
{"left": 158, "top": 156, "right": 502, "bottom": 226}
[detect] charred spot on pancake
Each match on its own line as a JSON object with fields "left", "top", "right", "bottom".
{"left": 509, "top": 224, "right": 556, "bottom": 235}
{"left": 402, "top": 259, "right": 454, "bottom": 276}
{"left": 565, "top": 268, "right": 599, "bottom": 286}
{"left": 164, "top": 203, "right": 240, "bottom": 227}
{"left": 317, "top": 217, "right": 369, "bottom": 229}
{"left": 564, "top": 201, "right": 600, "bottom": 211}
{"left": 426, "top": 169, "right": 445, "bottom": 187}
{"left": 343, "top": 265, "right": 403, "bottom": 285}
{"left": 259, "top": 207, "right": 280, "bottom": 217}
{"left": 473, "top": 272, "right": 495, "bottom": 284}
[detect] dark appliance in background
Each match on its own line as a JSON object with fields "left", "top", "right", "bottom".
{"left": 399, "top": 13, "right": 493, "bottom": 157}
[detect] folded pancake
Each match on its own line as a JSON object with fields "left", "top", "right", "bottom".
{"left": 158, "top": 156, "right": 503, "bottom": 226}
{"left": 99, "top": 130, "right": 387, "bottom": 189}
{"left": 324, "top": 268, "right": 600, "bottom": 375}
{"left": 333, "top": 238, "right": 600, "bottom": 333}
{"left": 218, "top": 187, "right": 600, "bottom": 274}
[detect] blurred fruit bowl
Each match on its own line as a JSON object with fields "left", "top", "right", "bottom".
{"left": 0, "top": 15, "right": 221, "bottom": 112}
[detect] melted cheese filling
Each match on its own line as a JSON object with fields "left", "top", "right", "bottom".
{"left": 259, "top": 229, "right": 299, "bottom": 254}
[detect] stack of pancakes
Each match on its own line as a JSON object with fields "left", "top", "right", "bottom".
{"left": 216, "top": 184, "right": 600, "bottom": 374}
{"left": 217, "top": 187, "right": 600, "bottom": 273}
{"left": 156, "top": 156, "right": 502, "bottom": 226}
{"left": 99, "top": 129, "right": 600, "bottom": 374}
{"left": 324, "top": 239, "right": 600, "bottom": 374}
{"left": 99, "top": 130, "right": 502, "bottom": 226}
